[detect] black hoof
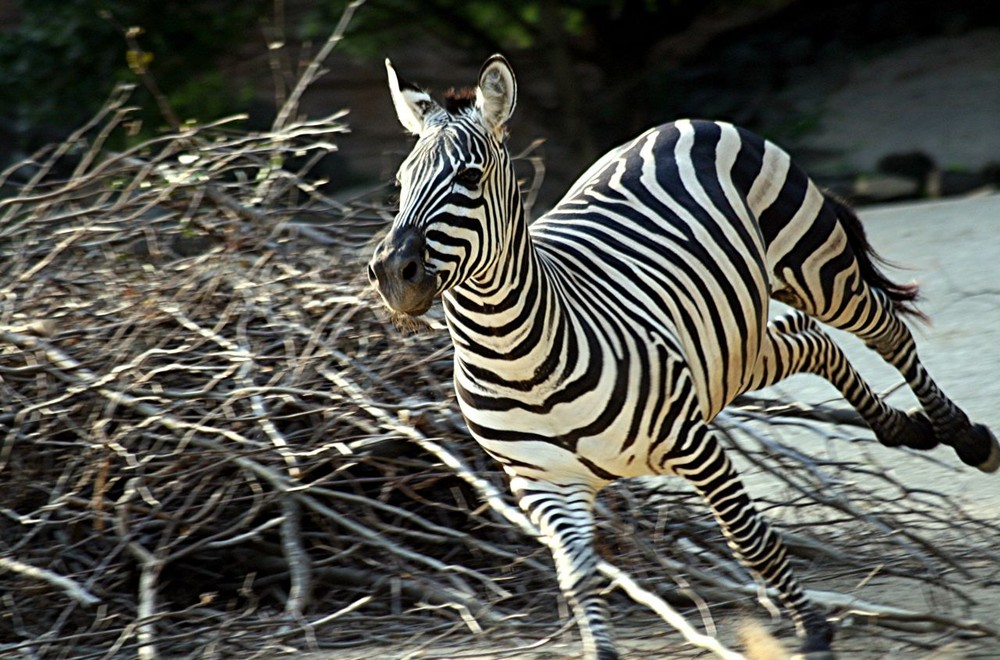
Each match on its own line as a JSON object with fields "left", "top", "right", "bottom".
{"left": 902, "top": 410, "right": 938, "bottom": 450}
{"left": 951, "top": 423, "right": 1000, "bottom": 473}
{"left": 876, "top": 409, "right": 937, "bottom": 450}
{"left": 793, "top": 639, "right": 836, "bottom": 660}
{"left": 796, "top": 614, "right": 834, "bottom": 658}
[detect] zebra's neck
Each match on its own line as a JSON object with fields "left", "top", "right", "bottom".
{"left": 442, "top": 188, "right": 566, "bottom": 386}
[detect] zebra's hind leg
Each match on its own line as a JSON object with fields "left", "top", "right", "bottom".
{"left": 664, "top": 422, "right": 835, "bottom": 658}
{"left": 748, "top": 311, "right": 940, "bottom": 454}
{"left": 511, "top": 476, "right": 618, "bottom": 660}
{"left": 834, "top": 289, "right": 999, "bottom": 472}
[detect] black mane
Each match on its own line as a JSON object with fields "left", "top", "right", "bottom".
{"left": 443, "top": 87, "right": 476, "bottom": 114}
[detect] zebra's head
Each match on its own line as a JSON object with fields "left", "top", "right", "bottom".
{"left": 368, "top": 54, "right": 518, "bottom": 316}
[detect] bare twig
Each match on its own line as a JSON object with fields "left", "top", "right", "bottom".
{"left": 0, "top": 556, "right": 100, "bottom": 607}
{"left": 271, "top": 0, "right": 366, "bottom": 132}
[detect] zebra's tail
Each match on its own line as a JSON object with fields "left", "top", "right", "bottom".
{"left": 825, "top": 192, "right": 927, "bottom": 322}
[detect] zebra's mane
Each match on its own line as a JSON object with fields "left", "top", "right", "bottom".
{"left": 443, "top": 87, "right": 477, "bottom": 114}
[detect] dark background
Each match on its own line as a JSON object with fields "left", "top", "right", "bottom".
{"left": 2, "top": 0, "right": 998, "bottom": 206}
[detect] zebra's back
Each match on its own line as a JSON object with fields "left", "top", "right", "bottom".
{"left": 531, "top": 119, "right": 818, "bottom": 419}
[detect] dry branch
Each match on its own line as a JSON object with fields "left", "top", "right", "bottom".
{"left": 0, "top": 556, "right": 100, "bottom": 607}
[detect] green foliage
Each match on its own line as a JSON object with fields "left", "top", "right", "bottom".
{"left": 170, "top": 72, "right": 256, "bottom": 127}
{"left": 0, "top": 0, "right": 268, "bottom": 133}
{"left": 0, "top": 1, "right": 121, "bottom": 127}
{"left": 303, "top": 0, "right": 597, "bottom": 58}
{"left": 303, "top": 0, "right": 775, "bottom": 60}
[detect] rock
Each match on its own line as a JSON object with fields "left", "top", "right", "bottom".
{"left": 852, "top": 173, "right": 920, "bottom": 202}
{"left": 927, "top": 169, "right": 993, "bottom": 198}
{"left": 877, "top": 151, "right": 936, "bottom": 183}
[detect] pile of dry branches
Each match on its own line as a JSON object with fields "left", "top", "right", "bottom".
{"left": 3, "top": 35, "right": 1000, "bottom": 660}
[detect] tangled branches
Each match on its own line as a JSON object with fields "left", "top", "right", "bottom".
{"left": 2, "top": 66, "right": 999, "bottom": 660}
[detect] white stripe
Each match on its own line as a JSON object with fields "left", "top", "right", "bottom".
{"left": 747, "top": 140, "right": 790, "bottom": 216}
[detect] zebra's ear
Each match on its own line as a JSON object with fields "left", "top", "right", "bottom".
{"left": 386, "top": 58, "right": 436, "bottom": 136}
{"left": 476, "top": 54, "right": 517, "bottom": 140}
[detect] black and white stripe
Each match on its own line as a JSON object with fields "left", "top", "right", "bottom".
{"left": 369, "top": 55, "right": 999, "bottom": 660}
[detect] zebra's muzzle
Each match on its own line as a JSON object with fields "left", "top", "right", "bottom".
{"left": 368, "top": 230, "right": 437, "bottom": 316}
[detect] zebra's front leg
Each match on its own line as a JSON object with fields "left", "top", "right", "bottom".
{"left": 511, "top": 475, "right": 618, "bottom": 660}
{"left": 664, "top": 423, "right": 835, "bottom": 658}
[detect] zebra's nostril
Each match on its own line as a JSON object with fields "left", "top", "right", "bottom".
{"left": 367, "top": 264, "right": 377, "bottom": 283}
{"left": 401, "top": 260, "right": 419, "bottom": 282}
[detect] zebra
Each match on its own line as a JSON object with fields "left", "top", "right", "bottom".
{"left": 367, "top": 54, "right": 999, "bottom": 659}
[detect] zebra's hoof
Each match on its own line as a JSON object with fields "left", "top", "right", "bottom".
{"left": 973, "top": 424, "right": 1000, "bottom": 473}
{"left": 950, "top": 423, "right": 1000, "bottom": 472}
{"left": 793, "top": 619, "right": 835, "bottom": 660}
{"left": 875, "top": 409, "right": 938, "bottom": 451}
{"left": 903, "top": 409, "right": 938, "bottom": 450}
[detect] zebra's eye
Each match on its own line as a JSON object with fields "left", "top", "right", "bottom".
{"left": 454, "top": 167, "right": 482, "bottom": 189}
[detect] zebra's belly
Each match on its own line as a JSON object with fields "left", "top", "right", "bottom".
{"left": 450, "top": 283, "right": 771, "bottom": 483}
{"left": 457, "top": 370, "right": 689, "bottom": 483}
